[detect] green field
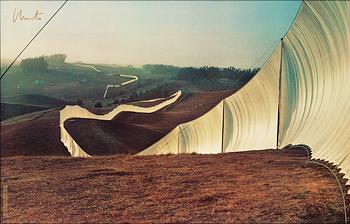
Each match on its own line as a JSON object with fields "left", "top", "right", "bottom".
{"left": 1, "top": 63, "right": 132, "bottom": 101}
{"left": 1, "top": 94, "right": 67, "bottom": 106}
{"left": 1, "top": 59, "right": 257, "bottom": 121}
{"left": 0, "top": 61, "right": 174, "bottom": 119}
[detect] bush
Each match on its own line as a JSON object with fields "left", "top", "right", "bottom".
{"left": 129, "top": 92, "right": 138, "bottom": 101}
{"left": 94, "top": 102, "right": 102, "bottom": 108}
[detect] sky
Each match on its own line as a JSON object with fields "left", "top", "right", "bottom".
{"left": 1, "top": 1, "right": 301, "bottom": 68}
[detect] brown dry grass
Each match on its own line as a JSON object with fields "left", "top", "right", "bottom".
{"left": 1, "top": 109, "right": 69, "bottom": 157}
{"left": 1, "top": 148, "right": 345, "bottom": 223}
{"left": 1, "top": 90, "right": 232, "bottom": 157}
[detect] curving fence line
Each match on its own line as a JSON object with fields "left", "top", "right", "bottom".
{"left": 103, "top": 74, "right": 138, "bottom": 99}
{"left": 278, "top": 1, "right": 350, "bottom": 193}
{"left": 60, "top": 1, "right": 349, "bottom": 195}
{"left": 138, "top": 1, "right": 350, "bottom": 194}
{"left": 60, "top": 91, "right": 182, "bottom": 157}
{"left": 74, "top": 64, "right": 102, "bottom": 73}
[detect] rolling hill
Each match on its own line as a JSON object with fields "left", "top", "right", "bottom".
{"left": 1, "top": 94, "right": 69, "bottom": 121}
{"left": 1, "top": 148, "right": 345, "bottom": 223}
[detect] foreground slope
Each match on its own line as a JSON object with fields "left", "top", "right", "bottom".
{"left": 0, "top": 148, "right": 345, "bottom": 223}
{"left": 1, "top": 109, "right": 69, "bottom": 157}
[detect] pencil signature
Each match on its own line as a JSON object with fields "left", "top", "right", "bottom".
{"left": 12, "top": 8, "right": 43, "bottom": 23}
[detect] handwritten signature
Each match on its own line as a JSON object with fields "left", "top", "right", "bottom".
{"left": 12, "top": 8, "right": 43, "bottom": 23}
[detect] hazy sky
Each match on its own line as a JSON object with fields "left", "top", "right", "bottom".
{"left": 1, "top": 1, "right": 301, "bottom": 68}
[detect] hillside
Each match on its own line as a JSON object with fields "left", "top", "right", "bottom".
{"left": 1, "top": 109, "right": 69, "bottom": 157}
{"left": 1, "top": 89, "right": 229, "bottom": 157}
{"left": 1, "top": 94, "right": 67, "bottom": 107}
{"left": 0, "top": 148, "right": 345, "bottom": 223}
{"left": 0, "top": 94, "right": 69, "bottom": 121}
{"left": 0, "top": 63, "right": 347, "bottom": 223}
{"left": 1, "top": 103, "right": 49, "bottom": 121}
{"left": 64, "top": 90, "right": 234, "bottom": 155}
{"left": 0, "top": 63, "right": 131, "bottom": 101}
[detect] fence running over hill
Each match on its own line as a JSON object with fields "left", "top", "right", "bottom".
{"left": 60, "top": 1, "right": 349, "bottom": 193}
{"left": 60, "top": 91, "right": 181, "bottom": 157}
{"left": 103, "top": 74, "right": 138, "bottom": 99}
{"left": 137, "top": 1, "right": 350, "bottom": 193}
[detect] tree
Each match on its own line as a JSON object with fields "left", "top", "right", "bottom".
{"left": 176, "top": 65, "right": 260, "bottom": 91}
{"left": 44, "top": 54, "right": 67, "bottom": 64}
{"left": 20, "top": 56, "right": 48, "bottom": 73}
{"left": 143, "top": 64, "right": 180, "bottom": 76}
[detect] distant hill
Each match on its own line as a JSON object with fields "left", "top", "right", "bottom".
{"left": 1, "top": 94, "right": 67, "bottom": 107}
{"left": 1, "top": 108, "right": 69, "bottom": 156}
{"left": 1, "top": 94, "right": 69, "bottom": 121}
{"left": 1, "top": 103, "right": 49, "bottom": 121}
{"left": 0, "top": 63, "right": 129, "bottom": 101}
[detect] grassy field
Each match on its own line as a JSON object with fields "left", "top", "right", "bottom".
{"left": 1, "top": 108, "right": 69, "bottom": 157}
{"left": 1, "top": 103, "right": 49, "bottom": 121}
{"left": 0, "top": 94, "right": 68, "bottom": 121}
{"left": 1, "top": 63, "right": 130, "bottom": 101}
{"left": 1, "top": 94, "right": 67, "bottom": 106}
{"left": 0, "top": 61, "right": 171, "bottom": 119}
{"left": 0, "top": 61, "right": 347, "bottom": 223}
{"left": 0, "top": 148, "right": 345, "bottom": 223}
{"left": 1, "top": 61, "right": 253, "bottom": 104}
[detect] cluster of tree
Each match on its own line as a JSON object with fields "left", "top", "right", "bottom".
{"left": 177, "top": 66, "right": 259, "bottom": 82}
{"left": 20, "top": 56, "right": 48, "bottom": 73}
{"left": 222, "top": 67, "right": 260, "bottom": 80}
{"left": 176, "top": 66, "right": 259, "bottom": 90}
{"left": 44, "top": 54, "right": 67, "bottom": 64}
{"left": 107, "top": 65, "right": 143, "bottom": 76}
{"left": 143, "top": 64, "right": 180, "bottom": 76}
